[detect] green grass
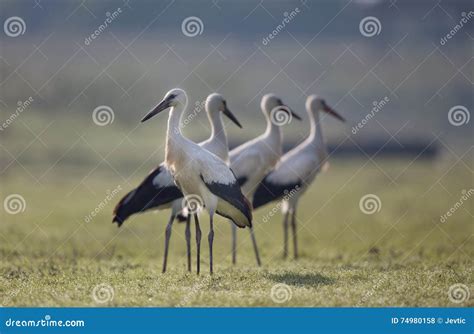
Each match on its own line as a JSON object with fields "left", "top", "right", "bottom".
{"left": 1, "top": 155, "right": 472, "bottom": 307}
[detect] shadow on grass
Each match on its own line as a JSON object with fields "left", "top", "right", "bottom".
{"left": 266, "top": 272, "right": 335, "bottom": 287}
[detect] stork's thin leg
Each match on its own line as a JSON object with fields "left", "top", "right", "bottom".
{"left": 208, "top": 213, "right": 215, "bottom": 275}
{"left": 231, "top": 223, "right": 237, "bottom": 265}
{"left": 185, "top": 215, "right": 192, "bottom": 272}
{"left": 283, "top": 211, "right": 290, "bottom": 259}
{"left": 249, "top": 227, "right": 262, "bottom": 266}
{"left": 290, "top": 209, "right": 298, "bottom": 260}
{"left": 162, "top": 214, "right": 176, "bottom": 273}
{"left": 194, "top": 214, "right": 201, "bottom": 275}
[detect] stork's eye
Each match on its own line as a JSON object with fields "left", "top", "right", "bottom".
{"left": 168, "top": 94, "right": 177, "bottom": 100}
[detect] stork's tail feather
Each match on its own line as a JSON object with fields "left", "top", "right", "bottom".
{"left": 112, "top": 188, "right": 139, "bottom": 227}
{"left": 252, "top": 178, "right": 303, "bottom": 210}
{"left": 112, "top": 215, "right": 125, "bottom": 227}
{"left": 176, "top": 213, "right": 188, "bottom": 223}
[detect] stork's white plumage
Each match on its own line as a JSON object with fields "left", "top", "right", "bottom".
{"left": 252, "top": 95, "right": 345, "bottom": 259}
{"left": 140, "top": 88, "right": 252, "bottom": 274}
{"left": 228, "top": 94, "right": 300, "bottom": 265}
{"left": 113, "top": 92, "right": 243, "bottom": 274}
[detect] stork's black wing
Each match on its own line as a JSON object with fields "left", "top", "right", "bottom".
{"left": 112, "top": 164, "right": 183, "bottom": 227}
{"left": 200, "top": 175, "right": 252, "bottom": 228}
{"left": 252, "top": 176, "right": 302, "bottom": 210}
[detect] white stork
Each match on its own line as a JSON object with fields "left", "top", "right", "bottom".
{"left": 252, "top": 95, "right": 345, "bottom": 259}
{"left": 139, "top": 88, "right": 252, "bottom": 274}
{"left": 113, "top": 93, "right": 243, "bottom": 274}
{"left": 229, "top": 94, "right": 301, "bottom": 265}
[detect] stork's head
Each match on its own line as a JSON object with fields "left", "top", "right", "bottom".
{"left": 141, "top": 88, "right": 186, "bottom": 122}
{"left": 206, "top": 93, "right": 242, "bottom": 128}
{"left": 306, "top": 95, "right": 345, "bottom": 122}
{"left": 260, "top": 94, "right": 301, "bottom": 121}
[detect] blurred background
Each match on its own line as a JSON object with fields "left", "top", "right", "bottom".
{"left": 0, "top": 0, "right": 472, "bottom": 306}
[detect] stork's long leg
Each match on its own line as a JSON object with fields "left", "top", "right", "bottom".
{"left": 249, "top": 227, "right": 262, "bottom": 266}
{"left": 290, "top": 209, "right": 298, "bottom": 260}
{"left": 208, "top": 213, "right": 215, "bottom": 274}
{"left": 194, "top": 214, "right": 201, "bottom": 275}
{"left": 231, "top": 223, "right": 237, "bottom": 264}
{"left": 162, "top": 213, "right": 176, "bottom": 273}
{"left": 282, "top": 211, "right": 290, "bottom": 259}
{"left": 185, "top": 215, "right": 192, "bottom": 272}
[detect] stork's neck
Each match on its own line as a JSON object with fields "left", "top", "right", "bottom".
{"left": 308, "top": 110, "right": 327, "bottom": 160}
{"left": 165, "top": 105, "right": 186, "bottom": 162}
{"left": 264, "top": 113, "right": 282, "bottom": 145}
{"left": 208, "top": 111, "right": 228, "bottom": 148}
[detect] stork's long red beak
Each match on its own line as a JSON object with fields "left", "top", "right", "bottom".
{"left": 141, "top": 98, "right": 172, "bottom": 123}
{"left": 323, "top": 105, "right": 345, "bottom": 122}
{"left": 222, "top": 105, "right": 242, "bottom": 128}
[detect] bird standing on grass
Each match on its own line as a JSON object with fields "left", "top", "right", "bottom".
{"left": 139, "top": 88, "right": 252, "bottom": 275}
{"left": 113, "top": 92, "right": 243, "bottom": 274}
{"left": 229, "top": 94, "right": 301, "bottom": 265}
{"left": 252, "top": 95, "right": 345, "bottom": 259}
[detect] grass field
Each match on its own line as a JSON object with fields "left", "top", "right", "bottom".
{"left": 1, "top": 155, "right": 472, "bottom": 307}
